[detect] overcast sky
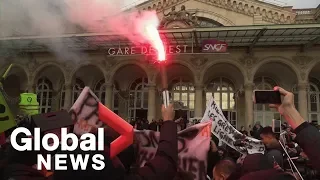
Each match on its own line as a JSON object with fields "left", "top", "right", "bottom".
{"left": 123, "top": 0, "right": 319, "bottom": 9}
{"left": 288, "top": 0, "right": 319, "bottom": 8}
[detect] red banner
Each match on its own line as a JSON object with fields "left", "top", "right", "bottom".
{"left": 202, "top": 39, "right": 228, "bottom": 53}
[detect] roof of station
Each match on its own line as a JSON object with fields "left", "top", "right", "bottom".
{"left": 0, "top": 23, "right": 319, "bottom": 54}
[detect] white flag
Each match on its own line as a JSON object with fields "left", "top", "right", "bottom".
{"left": 201, "top": 96, "right": 265, "bottom": 154}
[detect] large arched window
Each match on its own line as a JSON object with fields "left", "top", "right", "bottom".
{"left": 308, "top": 77, "right": 320, "bottom": 122}
{"left": 36, "top": 77, "right": 53, "bottom": 113}
{"left": 128, "top": 78, "right": 148, "bottom": 121}
{"left": 94, "top": 79, "right": 106, "bottom": 105}
{"left": 205, "top": 77, "right": 237, "bottom": 127}
{"left": 171, "top": 78, "right": 195, "bottom": 119}
{"left": 197, "top": 17, "right": 223, "bottom": 27}
{"left": 254, "top": 77, "right": 281, "bottom": 126}
{"left": 72, "top": 78, "right": 85, "bottom": 104}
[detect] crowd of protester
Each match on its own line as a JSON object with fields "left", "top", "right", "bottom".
{"left": 1, "top": 86, "right": 320, "bottom": 180}
{"left": 104, "top": 86, "right": 320, "bottom": 180}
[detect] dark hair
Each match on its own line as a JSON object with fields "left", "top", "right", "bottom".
{"left": 260, "top": 126, "right": 275, "bottom": 137}
{"left": 215, "top": 158, "right": 237, "bottom": 177}
{"left": 241, "top": 154, "right": 273, "bottom": 175}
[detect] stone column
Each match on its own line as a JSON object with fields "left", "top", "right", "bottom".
{"left": 27, "top": 75, "right": 35, "bottom": 93}
{"left": 52, "top": 90, "right": 60, "bottom": 111}
{"left": 27, "top": 84, "right": 36, "bottom": 93}
{"left": 104, "top": 83, "right": 113, "bottom": 108}
{"left": 244, "top": 83, "right": 254, "bottom": 130}
{"left": 298, "top": 83, "right": 308, "bottom": 120}
{"left": 63, "top": 83, "right": 72, "bottom": 110}
{"left": 195, "top": 84, "right": 203, "bottom": 117}
{"left": 147, "top": 84, "right": 156, "bottom": 122}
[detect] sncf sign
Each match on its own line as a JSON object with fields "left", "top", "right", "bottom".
{"left": 202, "top": 39, "right": 228, "bottom": 53}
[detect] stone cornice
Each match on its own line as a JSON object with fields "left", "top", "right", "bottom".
{"left": 195, "top": 0, "right": 296, "bottom": 24}
{"left": 134, "top": 0, "right": 297, "bottom": 24}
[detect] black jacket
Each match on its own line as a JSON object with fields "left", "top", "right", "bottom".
{"left": 294, "top": 122, "right": 320, "bottom": 172}
{"left": 239, "top": 169, "right": 295, "bottom": 180}
{"left": 124, "top": 121, "right": 178, "bottom": 180}
{"left": 252, "top": 126, "right": 263, "bottom": 140}
{"left": 265, "top": 143, "right": 283, "bottom": 168}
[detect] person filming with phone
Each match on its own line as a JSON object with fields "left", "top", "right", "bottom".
{"left": 266, "top": 86, "right": 320, "bottom": 172}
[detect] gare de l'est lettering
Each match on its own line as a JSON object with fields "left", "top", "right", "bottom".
{"left": 106, "top": 43, "right": 227, "bottom": 56}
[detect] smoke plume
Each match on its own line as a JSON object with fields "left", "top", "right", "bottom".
{"left": 0, "top": 0, "right": 160, "bottom": 60}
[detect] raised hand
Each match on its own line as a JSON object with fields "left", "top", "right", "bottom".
{"left": 269, "top": 86, "right": 304, "bottom": 130}
{"left": 162, "top": 104, "right": 175, "bottom": 121}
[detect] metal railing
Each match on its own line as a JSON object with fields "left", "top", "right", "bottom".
{"left": 294, "top": 9, "right": 316, "bottom": 15}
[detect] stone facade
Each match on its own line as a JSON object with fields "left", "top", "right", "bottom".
{"left": 0, "top": 0, "right": 320, "bottom": 129}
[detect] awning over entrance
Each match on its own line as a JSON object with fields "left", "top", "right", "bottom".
{"left": 0, "top": 23, "right": 319, "bottom": 56}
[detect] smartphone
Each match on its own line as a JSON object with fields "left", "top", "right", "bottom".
{"left": 272, "top": 119, "right": 281, "bottom": 134}
{"left": 254, "top": 90, "right": 281, "bottom": 104}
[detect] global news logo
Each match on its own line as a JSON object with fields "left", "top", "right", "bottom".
{"left": 11, "top": 127, "right": 106, "bottom": 171}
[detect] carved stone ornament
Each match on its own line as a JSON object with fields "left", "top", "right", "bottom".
{"left": 238, "top": 55, "right": 258, "bottom": 67}
{"left": 102, "top": 55, "right": 118, "bottom": 69}
{"left": 300, "top": 71, "right": 307, "bottom": 81}
{"left": 160, "top": 5, "right": 199, "bottom": 28}
{"left": 141, "top": 0, "right": 296, "bottom": 25}
{"left": 190, "top": 57, "right": 208, "bottom": 69}
{"left": 104, "top": 71, "right": 112, "bottom": 82}
{"left": 292, "top": 55, "right": 313, "bottom": 70}
{"left": 63, "top": 61, "right": 75, "bottom": 82}
{"left": 247, "top": 69, "right": 253, "bottom": 81}
{"left": 195, "top": 70, "right": 201, "bottom": 82}
{"left": 25, "top": 54, "right": 39, "bottom": 72}
{"left": 148, "top": 71, "right": 158, "bottom": 83}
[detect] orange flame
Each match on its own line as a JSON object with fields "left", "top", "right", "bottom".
{"left": 144, "top": 24, "right": 165, "bottom": 61}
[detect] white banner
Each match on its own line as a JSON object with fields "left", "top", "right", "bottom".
{"left": 201, "top": 97, "right": 265, "bottom": 154}
{"left": 135, "top": 122, "right": 211, "bottom": 180}
{"left": 70, "top": 87, "right": 104, "bottom": 136}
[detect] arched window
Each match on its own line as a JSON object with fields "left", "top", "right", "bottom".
{"left": 128, "top": 78, "right": 148, "bottom": 121}
{"left": 171, "top": 78, "right": 195, "bottom": 119}
{"left": 60, "top": 85, "right": 66, "bottom": 109}
{"left": 254, "top": 76, "right": 281, "bottom": 126}
{"left": 36, "top": 77, "right": 53, "bottom": 113}
{"left": 197, "top": 17, "right": 223, "bottom": 27}
{"left": 72, "top": 78, "right": 85, "bottom": 104}
{"left": 308, "top": 77, "right": 320, "bottom": 122}
{"left": 113, "top": 82, "right": 120, "bottom": 114}
{"left": 205, "top": 77, "right": 237, "bottom": 127}
{"left": 94, "top": 79, "right": 106, "bottom": 105}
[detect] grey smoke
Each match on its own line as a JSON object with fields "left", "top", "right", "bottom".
{"left": 0, "top": 0, "right": 138, "bottom": 61}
